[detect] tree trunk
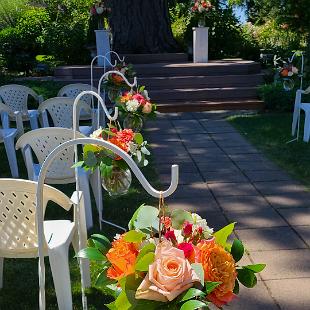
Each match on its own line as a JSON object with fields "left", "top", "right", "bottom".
{"left": 108, "top": 0, "right": 178, "bottom": 53}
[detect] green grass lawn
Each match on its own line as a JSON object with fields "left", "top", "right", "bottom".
{"left": 0, "top": 80, "right": 161, "bottom": 309}
{"left": 228, "top": 112, "right": 310, "bottom": 189}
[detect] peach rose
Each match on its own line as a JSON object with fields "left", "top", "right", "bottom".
{"left": 135, "top": 240, "right": 200, "bottom": 302}
{"left": 142, "top": 102, "right": 152, "bottom": 114}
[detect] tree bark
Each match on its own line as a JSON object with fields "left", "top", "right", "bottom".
{"left": 108, "top": 0, "right": 178, "bottom": 53}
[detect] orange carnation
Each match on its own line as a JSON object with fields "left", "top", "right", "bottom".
{"left": 196, "top": 239, "right": 237, "bottom": 307}
{"left": 112, "top": 73, "right": 124, "bottom": 84}
{"left": 106, "top": 237, "right": 139, "bottom": 280}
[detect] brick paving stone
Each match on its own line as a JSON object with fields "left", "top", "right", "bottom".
{"left": 250, "top": 249, "right": 310, "bottom": 280}
{"left": 170, "top": 183, "right": 212, "bottom": 199}
{"left": 236, "top": 160, "right": 280, "bottom": 171}
{"left": 196, "top": 161, "right": 240, "bottom": 172}
{"left": 266, "top": 193, "right": 310, "bottom": 209}
{"left": 217, "top": 195, "right": 271, "bottom": 211}
{"left": 226, "top": 209, "right": 287, "bottom": 229}
{"left": 254, "top": 180, "right": 308, "bottom": 195}
{"left": 165, "top": 196, "right": 221, "bottom": 213}
{"left": 294, "top": 226, "right": 310, "bottom": 246}
{"left": 192, "top": 154, "right": 232, "bottom": 163}
{"left": 265, "top": 278, "right": 310, "bottom": 310}
{"left": 278, "top": 208, "right": 310, "bottom": 226}
{"left": 202, "top": 170, "right": 248, "bottom": 183}
{"left": 154, "top": 154, "right": 192, "bottom": 164}
{"left": 172, "top": 119, "right": 206, "bottom": 134}
{"left": 182, "top": 139, "right": 219, "bottom": 148}
{"left": 221, "top": 146, "right": 262, "bottom": 155}
{"left": 244, "top": 170, "right": 293, "bottom": 182}
{"left": 229, "top": 153, "right": 269, "bottom": 162}
{"left": 196, "top": 211, "right": 229, "bottom": 230}
{"left": 146, "top": 133, "right": 180, "bottom": 143}
{"left": 236, "top": 227, "right": 307, "bottom": 251}
{"left": 208, "top": 182, "right": 259, "bottom": 197}
{"left": 179, "top": 133, "right": 212, "bottom": 142}
{"left": 155, "top": 162, "right": 199, "bottom": 174}
{"left": 228, "top": 281, "right": 279, "bottom": 310}
{"left": 144, "top": 121, "right": 177, "bottom": 135}
{"left": 159, "top": 172, "right": 204, "bottom": 185}
{"left": 186, "top": 147, "right": 225, "bottom": 156}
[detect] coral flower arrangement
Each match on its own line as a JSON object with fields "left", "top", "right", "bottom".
{"left": 77, "top": 205, "right": 265, "bottom": 309}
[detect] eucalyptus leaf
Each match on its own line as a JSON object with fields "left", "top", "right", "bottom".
{"left": 213, "top": 222, "right": 236, "bottom": 247}
{"left": 191, "top": 263, "right": 204, "bottom": 286}
{"left": 134, "top": 205, "right": 159, "bottom": 231}
{"left": 135, "top": 252, "right": 155, "bottom": 271}
{"left": 231, "top": 239, "right": 244, "bottom": 262}
{"left": 123, "top": 230, "right": 146, "bottom": 243}
{"left": 171, "top": 209, "right": 193, "bottom": 229}
{"left": 84, "top": 151, "right": 97, "bottom": 168}
{"left": 128, "top": 204, "right": 145, "bottom": 230}
{"left": 136, "top": 243, "right": 156, "bottom": 262}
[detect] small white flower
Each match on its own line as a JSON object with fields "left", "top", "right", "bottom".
{"left": 143, "top": 90, "right": 150, "bottom": 101}
{"left": 143, "top": 159, "right": 149, "bottom": 166}
{"left": 191, "top": 212, "right": 214, "bottom": 238}
{"left": 141, "top": 146, "right": 150, "bottom": 156}
{"left": 128, "top": 142, "right": 138, "bottom": 155}
{"left": 126, "top": 99, "right": 140, "bottom": 112}
{"left": 288, "top": 71, "right": 293, "bottom": 77}
{"left": 90, "top": 127, "right": 102, "bottom": 139}
{"left": 114, "top": 234, "right": 121, "bottom": 240}
{"left": 136, "top": 150, "right": 142, "bottom": 162}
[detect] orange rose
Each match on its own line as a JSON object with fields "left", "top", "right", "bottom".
{"left": 112, "top": 73, "right": 124, "bottom": 84}
{"left": 196, "top": 239, "right": 237, "bottom": 307}
{"left": 280, "top": 68, "right": 289, "bottom": 77}
{"left": 107, "top": 136, "right": 129, "bottom": 160}
{"left": 106, "top": 237, "right": 139, "bottom": 280}
{"left": 135, "top": 240, "right": 200, "bottom": 302}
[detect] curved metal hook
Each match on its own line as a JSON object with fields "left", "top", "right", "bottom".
{"left": 105, "top": 51, "right": 125, "bottom": 63}
{"left": 91, "top": 55, "right": 117, "bottom": 68}
{"left": 97, "top": 70, "right": 137, "bottom": 95}
{"left": 73, "top": 91, "right": 118, "bottom": 129}
{"left": 288, "top": 51, "right": 305, "bottom": 90}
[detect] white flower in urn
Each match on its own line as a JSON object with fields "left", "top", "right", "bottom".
{"left": 90, "top": 127, "right": 103, "bottom": 139}
{"left": 126, "top": 99, "right": 140, "bottom": 112}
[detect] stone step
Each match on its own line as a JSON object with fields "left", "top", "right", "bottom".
{"left": 156, "top": 99, "right": 264, "bottom": 113}
{"left": 117, "top": 53, "right": 188, "bottom": 64}
{"left": 150, "top": 87, "right": 258, "bottom": 101}
{"left": 54, "top": 60, "right": 261, "bottom": 80}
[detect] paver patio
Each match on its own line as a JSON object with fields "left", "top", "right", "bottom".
{"left": 146, "top": 111, "right": 310, "bottom": 310}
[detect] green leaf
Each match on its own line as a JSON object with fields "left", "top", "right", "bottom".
{"left": 135, "top": 252, "right": 155, "bottom": 271}
{"left": 105, "top": 301, "right": 117, "bottom": 310}
{"left": 84, "top": 151, "right": 97, "bottom": 168}
{"left": 205, "top": 281, "right": 221, "bottom": 294}
{"left": 214, "top": 222, "right": 236, "bottom": 247}
{"left": 95, "top": 269, "right": 116, "bottom": 287}
{"left": 114, "top": 291, "right": 132, "bottom": 310}
{"left": 233, "top": 279, "right": 240, "bottom": 294}
{"left": 134, "top": 205, "right": 159, "bottom": 231}
{"left": 171, "top": 209, "right": 193, "bottom": 229}
{"left": 83, "top": 144, "right": 100, "bottom": 155}
{"left": 128, "top": 204, "right": 145, "bottom": 230}
{"left": 123, "top": 230, "right": 146, "bottom": 243}
{"left": 75, "top": 248, "right": 106, "bottom": 261}
{"left": 231, "top": 239, "right": 244, "bottom": 262}
{"left": 178, "top": 288, "right": 205, "bottom": 303}
{"left": 90, "top": 234, "right": 111, "bottom": 253}
{"left": 71, "top": 161, "right": 84, "bottom": 168}
{"left": 136, "top": 243, "right": 156, "bottom": 262}
{"left": 134, "top": 132, "right": 144, "bottom": 145}
{"left": 180, "top": 300, "right": 208, "bottom": 310}
{"left": 191, "top": 263, "right": 204, "bottom": 286}
{"left": 244, "top": 264, "right": 266, "bottom": 273}
{"left": 237, "top": 268, "right": 257, "bottom": 288}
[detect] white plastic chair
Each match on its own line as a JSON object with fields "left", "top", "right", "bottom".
{"left": 0, "top": 178, "right": 90, "bottom": 310}
{"left": 0, "top": 84, "right": 43, "bottom": 129}
{"left": 15, "top": 128, "right": 100, "bottom": 228}
{"left": 57, "top": 84, "right": 98, "bottom": 120}
{"left": 291, "top": 86, "right": 310, "bottom": 142}
{"left": 38, "top": 97, "right": 96, "bottom": 136}
{"left": 0, "top": 109, "right": 24, "bottom": 177}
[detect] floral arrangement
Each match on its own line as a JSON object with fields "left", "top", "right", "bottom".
{"left": 279, "top": 64, "right": 299, "bottom": 78}
{"left": 90, "top": 1, "right": 111, "bottom": 30}
{"left": 106, "top": 62, "right": 136, "bottom": 89}
{"left": 191, "top": 0, "right": 213, "bottom": 15}
{"left": 77, "top": 205, "right": 265, "bottom": 309}
{"left": 75, "top": 126, "right": 150, "bottom": 195}
{"left": 116, "top": 86, "right": 156, "bottom": 118}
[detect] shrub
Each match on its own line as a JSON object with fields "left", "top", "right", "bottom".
{"left": 258, "top": 83, "right": 296, "bottom": 111}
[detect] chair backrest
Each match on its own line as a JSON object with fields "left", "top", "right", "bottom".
{"left": 0, "top": 84, "right": 40, "bottom": 115}
{"left": 38, "top": 97, "right": 91, "bottom": 128}
{"left": 16, "top": 128, "right": 85, "bottom": 182}
{"left": 0, "top": 179, "right": 71, "bottom": 258}
{"left": 58, "top": 83, "right": 98, "bottom": 107}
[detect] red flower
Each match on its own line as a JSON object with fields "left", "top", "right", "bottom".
{"left": 132, "top": 93, "right": 146, "bottom": 105}
{"left": 182, "top": 221, "right": 193, "bottom": 237}
{"left": 161, "top": 216, "right": 172, "bottom": 229}
{"left": 116, "top": 129, "right": 135, "bottom": 143}
{"left": 178, "top": 242, "right": 195, "bottom": 262}
{"left": 165, "top": 230, "right": 177, "bottom": 242}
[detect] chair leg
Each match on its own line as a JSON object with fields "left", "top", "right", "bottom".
{"left": 77, "top": 168, "right": 93, "bottom": 229}
{"left": 303, "top": 111, "right": 310, "bottom": 142}
{"left": 48, "top": 246, "right": 72, "bottom": 310}
{"left": 89, "top": 169, "right": 103, "bottom": 218}
{"left": 3, "top": 135, "right": 19, "bottom": 178}
{"left": 0, "top": 257, "right": 4, "bottom": 289}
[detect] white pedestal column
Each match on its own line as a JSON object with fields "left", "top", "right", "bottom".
{"left": 192, "top": 27, "right": 209, "bottom": 63}
{"left": 95, "top": 30, "right": 111, "bottom": 66}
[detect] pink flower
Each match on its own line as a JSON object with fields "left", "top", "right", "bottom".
{"left": 142, "top": 102, "right": 152, "bottom": 114}
{"left": 182, "top": 221, "right": 193, "bottom": 236}
{"left": 135, "top": 241, "right": 201, "bottom": 302}
{"left": 133, "top": 93, "right": 146, "bottom": 105}
{"left": 177, "top": 242, "right": 194, "bottom": 262}
{"left": 164, "top": 230, "right": 176, "bottom": 242}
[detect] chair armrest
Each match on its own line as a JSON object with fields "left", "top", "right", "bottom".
{"left": 40, "top": 110, "right": 50, "bottom": 127}
{"left": 1, "top": 111, "right": 10, "bottom": 129}
{"left": 21, "top": 144, "right": 36, "bottom": 180}
{"left": 38, "top": 95, "right": 44, "bottom": 104}
{"left": 303, "top": 86, "right": 310, "bottom": 95}
{"left": 28, "top": 110, "right": 39, "bottom": 130}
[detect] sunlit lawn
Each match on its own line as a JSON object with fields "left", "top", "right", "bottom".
{"left": 228, "top": 112, "right": 310, "bottom": 189}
